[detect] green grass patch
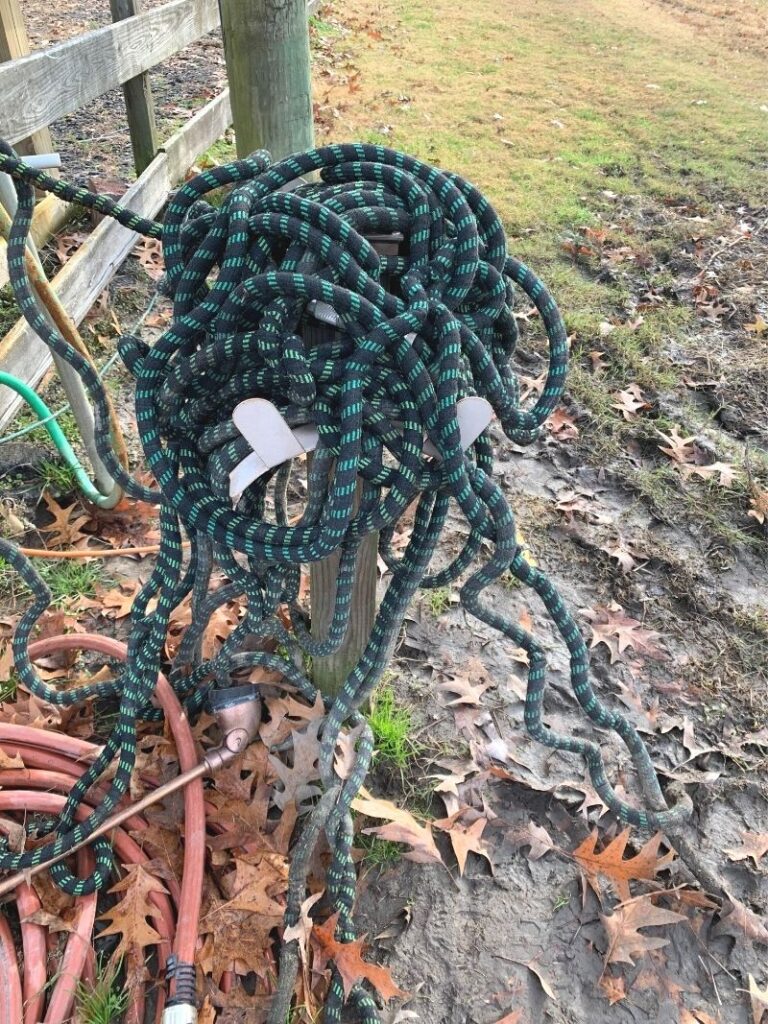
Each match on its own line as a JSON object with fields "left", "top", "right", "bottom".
{"left": 357, "top": 831, "right": 402, "bottom": 869}
{"left": 367, "top": 684, "right": 419, "bottom": 770}
{"left": 75, "top": 962, "right": 127, "bottom": 1024}
{"left": 425, "top": 586, "right": 453, "bottom": 617}
{"left": 39, "top": 560, "right": 105, "bottom": 606}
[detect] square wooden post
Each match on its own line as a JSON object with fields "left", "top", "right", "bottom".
{"left": 109, "top": 0, "right": 159, "bottom": 175}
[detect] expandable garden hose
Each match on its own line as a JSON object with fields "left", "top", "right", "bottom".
{"left": 0, "top": 185, "right": 127, "bottom": 505}
{"left": 0, "top": 141, "right": 693, "bottom": 1023}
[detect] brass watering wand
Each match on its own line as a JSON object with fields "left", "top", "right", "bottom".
{"left": 0, "top": 686, "right": 262, "bottom": 899}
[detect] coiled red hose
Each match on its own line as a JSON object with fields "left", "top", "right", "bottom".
{"left": 0, "top": 634, "right": 206, "bottom": 1024}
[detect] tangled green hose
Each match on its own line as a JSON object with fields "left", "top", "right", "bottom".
{"left": 0, "top": 140, "right": 691, "bottom": 1021}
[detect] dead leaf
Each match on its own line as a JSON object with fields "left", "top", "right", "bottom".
{"left": 601, "top": 894, "right": 684, "bottom": 965}
{"left": 40, "top": 492, "right": 91, "bottom": 548}
{"left": 97, "top": 580, "right": 142, "bottom": 619}
{"left": 745, "top": 315, "right": 768, "bottom": 335}
{"left": 310, "top": 911, "right": 406, "bottom": 1001}
{"left": 748, "top": 975, "right": 768, "bottom": 1024}
{"left": 220, "top": 857, "right": 286, "bottom": 920}
{"left": 55, "top": 231, "right": 88, "bottom": 265}
{"left": 506, "top": 820, "right": 556, "bottom": 861}
{"left": 516, "top": 957, "right": 556, "bottom": 1000}
{"left": 438, "top": 676, "right": 491, "bottom": 707}
{"left": 600, "top": 535, "right": 647, "bottom": 573}
{"left": 284, "top": 891, "right": 324, "bottom": 963}
{"left": 0, "top": 748, "right": 24, "bottom": 769}
{"left": 334, "top": 723, "right": 366, "bottom": 780}
{"left": 657, "top": 427, "right": 697, "bottom": 465}
{"left": 491, "top": 1012, "right": 522, "bottom": 1024}
{"left": 584, "top": 604, "right": 667, "bottom": 663}
{"left": 353, "top": 790, "right": 443, "bottom": 865}
{"left": 135, "top": 237, "right": 165, "bottom": 280}
{"left": 680, "top": 462, "right": 738, "bottom": 488}
{"left": 269, "top": 718, "right": 323, "bottom": 810}
{"left": 571, "top": 829, "right": 675, "bottom": 903}
{"left": 724, "top": 832, "right": 768, "bottom": 869}
{"left": 588, "top": 350, "right": 609, "bottom": 373}
{"left": 598, "top": 973, "right": 627, "bottom": 1004}
{"left": 713, "top": 891, "right": 768, "bottom": 946}
{"left": 546, "top": 408, "right": 579, "bottom": 440}
{"left": 518, "top": 372, "right": 546, "bottom": 401}
{"left": 747, "top": 487, "right": 768, "bottom": 525}
{"left": 612, "top": 384, "right": 650, "bottom": 421}
{"left": 97, "top": 864, "right": 168, "bottom": 966}
{"left": 433, "top": 815, "right": 492, "bottom": 875}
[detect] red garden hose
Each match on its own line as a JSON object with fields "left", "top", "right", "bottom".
{"left": 0, "top": 634, "right": 207, "bottom": 1024}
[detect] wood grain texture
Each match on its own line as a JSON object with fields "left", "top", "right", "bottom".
{"left": 0, "top": 0, "right": 53, "bottom": 157}
{"left": 220, "top": 0, "right": 314, "bottom": 160}
{"left": 0, "top": 89, "right": 232, "bottom": 425}
{"left": 0, "top": 0, "right": 220, "bottom": 144}
{"left": 311, "top": 503, "right": 379, "bottom": 699}
{"left": 0, "top": 194, "right": 73, "bottom": 290}
{"left": 110, "top": 0, "right": 160, "bottom": 175}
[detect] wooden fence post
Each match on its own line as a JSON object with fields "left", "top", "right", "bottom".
{"left": 219, "top": 0, "right": 379, "bottom": 697}
{"left": 218, "top": 0, "right": 314, "bottom": 160}
{"left": 110, "top": 0, "right": 159, "bottom": 174}
{"left": 0, "top": 0, "right": 53, "bottom": 158}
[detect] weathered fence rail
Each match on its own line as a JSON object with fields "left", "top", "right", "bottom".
{"left": 0, "top": 0, "right": 220, "bottom": 145}
{"left": 0, "top": 90, "right": 232, "bottom": 419}
{"left": 0, "top": 0, "right": 317, "bottom": 426}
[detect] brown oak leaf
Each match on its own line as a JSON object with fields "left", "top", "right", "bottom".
{"left": 438, "top": 676, "right": 492, "bottom": 707}
{"left": 547, "top": 408, "right": 579, "bottom": 439}
{"left": 353, "top": 790, "right": 442, "bottom": 865}
{"left": 598, "top": 972, "right": 627, "bottom": 1004}
{"left": 97, "top": 864, "right": 167, "bottom": 965}
{"left": 713, "top": 890, "right": 768, "bottom": 946}
{"left": 724, "top": 832, "right": 768, "bottom": 869}
{"left": 601, "top": 894, "right": 684, "bottom": 965}
{"left": 612, "top": 384, "right": 650, "bottom": 421}
{"left": 433, "top": 814, "right": 492, "bottom": 875}
{"left": 506, "top": 820, "right": 556, "bottom": 861}
{"left": 748, "top": 487, "right": 768, "bottom": 525}
{"left": 571, "top": 829, "right": 675, "bottom": 903}
{"left": 657, "top": 427, "right": 697, "bottom": 465}
{"left": 268, "top": 717, "right": 323, "bottom": 810}
{"left": 583, "top": 604, "right": 666, "bottom": 663}
{"left": 40, "top": 492, "right": 91, "bottom": 548}
{"left": 748, "top": 975, "right": 768, "bottom": 1024}
{"left": 310, "top": 911, "right": 406, "bottom": 1001}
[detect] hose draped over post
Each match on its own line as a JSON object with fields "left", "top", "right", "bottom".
{"left": 0, "top": 142, "right": 691, "bottom": 1021}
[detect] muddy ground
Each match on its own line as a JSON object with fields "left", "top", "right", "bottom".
{"left": 1, "top": 0, "right": 767, "bottom": 1023}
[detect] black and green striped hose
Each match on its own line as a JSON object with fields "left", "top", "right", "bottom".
{"left": 0, "top": 140, "right": 691, "bottom": 1021}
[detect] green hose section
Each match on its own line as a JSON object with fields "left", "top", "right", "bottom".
{"left": 0, "top": 370, "right": 115, "bottom": 507}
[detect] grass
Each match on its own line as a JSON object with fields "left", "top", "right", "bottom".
{"left": 317, "top": 0, "right": 768, "bottom": 547}
{"left": 0, "top": 556, "right": 104, "bottom": 609}
{"left": 357, "top": 831, "right": 402, "bottom": 869}
{"left": 75, "top": 962, "right": 127, "bottom": 1024}
{"left": 36, "top": 459, "right": 79, "bottom": 495}
{"left": 0, "top": 673, "right": 16, "bottom": 703}
{"left": 425, "top": 586, "right": 453, "bottom": 617}
{"left": 38, "top": 560, "right": 104, "bottom": 606}
{"left": 367, "top": 683, "right": 419, "bottom": 770}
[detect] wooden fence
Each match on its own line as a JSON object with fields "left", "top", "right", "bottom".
{"left": 0, "top": 0, "right": 317, "bottom": 426}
